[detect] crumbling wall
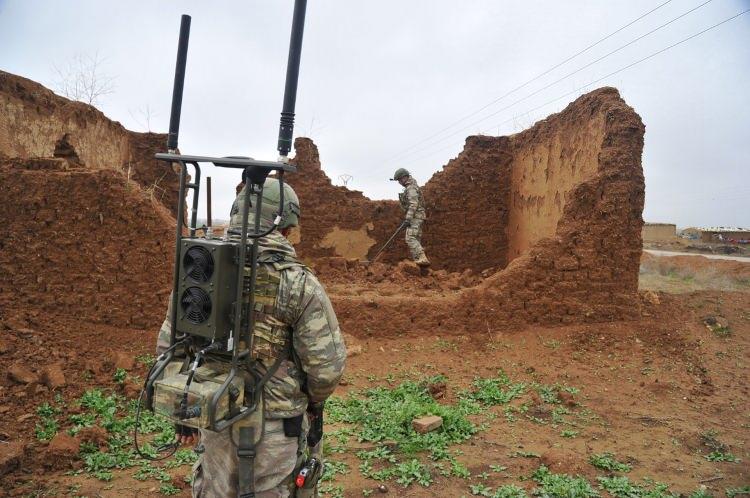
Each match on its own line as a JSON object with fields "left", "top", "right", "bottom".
{"left": 420, "top": 136, "right": 512, "bottom": 272}
{"left": 507, "top": 105, "right": 606, "bottom": 260}
{"left": 289, "top": 90, "right": 641, "bottom": 278}
{"left": 330, "top": 87, "right": 645, "bottom": 327}
{"left": 289, "top": 138, "right": 402, "bottom": 261}
{"left": 0, "top": 158, "right": 175, "bottom": 329}
{"left": 0, "top": 71, "right": 179, "bottom": 214}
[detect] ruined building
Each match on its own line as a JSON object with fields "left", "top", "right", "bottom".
{"left": 0, "top": 70, "right": 644, "bottom": 330}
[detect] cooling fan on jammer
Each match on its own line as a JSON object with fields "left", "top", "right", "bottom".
{"left": 183, "top": 246, "right": 215, "bottom": 282}
{"left": 181, "top": 287, "right": 212, "bottom": 324}
{"left": 176, "top": 239, "right": 238, "bottom": 339}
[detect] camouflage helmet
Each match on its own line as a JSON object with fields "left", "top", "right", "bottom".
{"left": 231, "top": 177, "right": 300, "bottom": 230}
{"left": 261, "top": 177, "right": 300, "bottom": 229}
{"left": 391, "top": 168, "right": 410, "bottom": 181}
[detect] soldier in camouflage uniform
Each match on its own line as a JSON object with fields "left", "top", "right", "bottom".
{"left": 391, "top": 168, "right": 430, "bottom": 266}
{"left": 156, "top": 178, "right": 346, "bottom": 497}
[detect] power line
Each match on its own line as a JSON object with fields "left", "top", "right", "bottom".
{"left": 404, "top": 8, "right": 750, "bottom": 168}
{"left": 382, "top": 0, "right": 675, "bottom": 163}
{"left": 394, "top": 0, "right": 715, "bottom": 163}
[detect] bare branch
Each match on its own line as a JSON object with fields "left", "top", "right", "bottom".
{"left": 53, "top": 52, "right": 115, "bottom": 106}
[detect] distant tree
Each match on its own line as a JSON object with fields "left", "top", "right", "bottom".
{"left": 129, "top": 104, "right": 158, "bottom": 132}
{"left": 338, "top": 174, "right": 353, "bottom": 186}
{"left": 53, "top": 51, "right": 115, "bottom": 106}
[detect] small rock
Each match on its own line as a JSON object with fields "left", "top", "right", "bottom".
{"left": 347, "top": 344, "right": 364, "bottom": 357}
{"left": 45, "top": 433, "right": 80, "bottom": 469}
{"left": 642, "top": 290, "right": 660, "bottom": 306}
{"left": 412, "top": 415, "right": 443, "bottom": 434}
{"left": 8, "top": 365, "right": 38, "bottom": 385}
{"left": 0, "top": 339, "right": 13, "bottom": 354}
{"left": 77, "top": 426, "right": 109, "bottom": 450}
{"left": 42, "top": 364, "right": 66, "bottom": 389}
{"left": 0, "top": 441, "right": 24, "bottom": 477}
{"left": 377, "top": 484, "right": 389, "bottom": 493}
{"left": 558, "top": 390, "right": 576, "bottom": 407}
{"left": 426, "top": 380, "right": 447, "bottom": 400}
{"left": 112, "top": 351, "right": 135, "bottom": 371}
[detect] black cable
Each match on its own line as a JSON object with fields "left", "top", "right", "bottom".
{"left": 394, "top": 0, "right": 716, "bottom": 162}
{"left": 383, "top": 0, "right": 675, "bottom": 162}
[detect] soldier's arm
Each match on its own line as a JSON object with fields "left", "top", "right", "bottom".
{"left": 405, "top": 185, "right": 419, "bottom": 221}
{"left": 290, "top": 272, "right": 346, "bottom": 403}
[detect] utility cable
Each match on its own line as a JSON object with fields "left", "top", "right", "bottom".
{"left": 382, "top": 0, "right": 675, "bottom": 162}
{"left": 404, "top": 8, "right": 750, "bottom": 166}
{"left": 394, "top": 0, "right": 716, "bottom": 163}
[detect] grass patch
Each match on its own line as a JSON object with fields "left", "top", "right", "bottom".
{"left": 532, "top": 465, "right": 598, "bottom": 498}
{"left": 326, "top": 375, "right": 483, "bottom": 488}
{"left": 463, "top": 370, "right": 526, "bottom": 406}
{"left": 705, "top": 451, "right": 740, "bottom": 463}
{"left": 726, "top": 486, "right": 750, "bottom": 498}
{"left": 35, "top": 387, "right": 195, "bottom": 491}
{"left": 589, "top": 453, "right": 632, "bottom": 472}
{"left": 597, "top": 476, "right": 674, "bottom": 498}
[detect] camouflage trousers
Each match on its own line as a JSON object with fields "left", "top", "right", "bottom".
{"left": 192, "top": 417, "right": 308, "bottom": 498}
{"left": 405, "top": 218, "right": 426, "bottom": 261}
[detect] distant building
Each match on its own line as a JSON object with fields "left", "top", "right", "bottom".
{"left": 699, "top": 227, "right": 750, "bottom": 244}
{"left": 642, "top": 222, "right": 676, "bottom": 242}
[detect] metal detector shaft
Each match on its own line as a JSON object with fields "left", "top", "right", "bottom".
{"left": 370, "top": 222, "right": 407, "bottom": 263}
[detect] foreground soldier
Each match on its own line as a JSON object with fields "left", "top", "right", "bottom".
{"left": 391, "top": 168, "right": 430, "bottom": 266}
{"left": 156, "top": 178, "right": 346, "bottom": 497}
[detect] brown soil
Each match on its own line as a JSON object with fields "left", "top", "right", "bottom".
{"left": 1, "top": 287, "right": 748, "bottom": 497}
{"left": 0, "top": 157, "right": 174, "bottom": 329}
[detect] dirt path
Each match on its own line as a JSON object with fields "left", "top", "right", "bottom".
{"left": 644, "top": 250, "right": 750, "bottom": 262}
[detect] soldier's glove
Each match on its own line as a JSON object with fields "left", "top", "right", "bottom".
{"left": 175, "top": 424, "right": 199, "bottom": 447}
{"left": 401, "top": 219, "right": 412, "bottom": 229}
{"left": 306, "top": 401, "right": 325, "bottom": 448}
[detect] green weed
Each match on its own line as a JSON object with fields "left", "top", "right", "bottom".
{"left": 532, "top": 465, "right": 598, "bottom": 498}
{"left": 588, "top": 453, "right": 632, "bottom": 472}
{"left": 113, "top": 368, "right": 127, "bottom": 384}
{"left": 464, "top": 370, "right": 526, "bottom": 406}
{"left": 597, "top": 476, "right": 674, "bottom": 498}
{"left": 705, "top": 451, "right": 740, "bottom": 463}
{"left": 726, "top": 486, "right": 750, "bottom": 498}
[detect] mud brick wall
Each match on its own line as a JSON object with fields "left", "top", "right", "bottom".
{"left": 0, "top": 158, "right": 175, "bottom": 329}
{"left": 420, "top": 136, "right": 513, "bottom": 272}
{"left": 0, "top": 71, "right": 179, "bottom": 215}
{"left": 288, "top": 138, "right": 403, "bottom": 262}
{"left": 332, "top": 87, "right": 645, "bottom": 327}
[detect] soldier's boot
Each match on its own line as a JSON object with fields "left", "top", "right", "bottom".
{"left": 415, "top": 255, "right": 431, "bottom": 267}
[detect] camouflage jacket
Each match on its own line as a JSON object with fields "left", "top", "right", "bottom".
{"left": 398, "top": 177, "right": 426, "bottom": 221}
{"left": 156, "top": 230, "right": 346, "bottom": 419}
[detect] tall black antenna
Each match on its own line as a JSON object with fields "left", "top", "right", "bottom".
{"left": 276, "top": 0, "right": 307, "bottom": 160}
{"left": 167, "top": 14, "right": 191, "bottom": 152}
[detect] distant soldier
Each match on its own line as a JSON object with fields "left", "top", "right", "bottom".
{"left": 391, "top": 168, "right": 430, "bottom": 267}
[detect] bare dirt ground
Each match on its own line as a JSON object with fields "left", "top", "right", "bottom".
{"left": 1, "top": 254, "right": 748, "bottom": 498}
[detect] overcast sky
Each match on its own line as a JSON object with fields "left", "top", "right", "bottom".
{"left": 1, "top": 0, "right": 748, "bottom": 228}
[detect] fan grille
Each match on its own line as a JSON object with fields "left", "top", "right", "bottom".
{"left": 180, "top": 287, "right": 212, "bottom": 324}
{"left": 183, "top": 246, "right": 214, "bottom": 283}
